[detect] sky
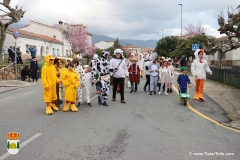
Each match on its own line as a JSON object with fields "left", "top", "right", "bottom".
{"left": 1, "top": 0, "right": 239, "bottom": 40}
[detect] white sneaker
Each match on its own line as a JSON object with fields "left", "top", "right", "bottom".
{"left": 164, "top": 92, "right": 168, "bottom": 95}
{"left": 158, "top": 91, "right": 161, "bottom": 95}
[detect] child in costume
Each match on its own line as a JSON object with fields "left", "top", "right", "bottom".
{"left": 82, "top": 65, "right": 93, "bottom": 107}
{"left": 91, "top": 54, "right": 100, "bottom": 94}
{"left": 57, "top": 59, "right": 68, "bottom": 104}
{"left": 143, "top": 54, "right": 151, "bottom": 92}
{"left": 149, "top": 54, "right": 160, "bottom": 95}
{"left": 62, "top": 62, "right": 79, "bottom": 112}
{"left": 137, "top": 53, "right": 144, "bottom": 78}
{"left": 72, "top": 59, "right": 86, "bottom": 108}
{"left": 158, "top": 59, "right": 171, "bottom": 95}
{"left": 41, "top": 54, "right": 59, "bottom": 115}
{"left": 128, "top": 56, "right": 140, "bottom": 93}
{"left": 191, "top": 49, "right": 212, "bottom": 102}
{"left": 177, "top": 66, "right": 191, "bottom": 95}
{"left": 167, "top": 58, "right": 174, "bottom": 93}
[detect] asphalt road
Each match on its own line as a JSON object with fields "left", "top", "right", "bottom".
{"left": 0, "top": 76, "right": 239, "bottom": 160}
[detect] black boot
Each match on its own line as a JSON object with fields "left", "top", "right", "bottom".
{"left": 149, "top": 92, "right": 152, "bottom": 95}
{"left": 87, "top": 103, "right": 92, "bottom": 107}
{"left": 98, "top": 99, "right": 102, "bottom": 105}
{"left": 143, "top": 87, "right": 146, "bottom": 92}
{"left": 170, "top": 88, "right": 173, "bottom": 93}
{"left": 130, "top": 90, "right": 133, "bottom": 93}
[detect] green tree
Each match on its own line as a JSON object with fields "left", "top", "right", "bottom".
{"left": 155, "top": 36, "right": 179, "bottom": 57}
{"left": 106, "top": 38, "right": 124, "bottom": 57}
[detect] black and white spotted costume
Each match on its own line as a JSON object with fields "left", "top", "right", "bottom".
{"left": 91, "top": 51, "right": 111, "bottom": 105}
{"left": 74, "top": 64, "right": 86, "bottom": 103}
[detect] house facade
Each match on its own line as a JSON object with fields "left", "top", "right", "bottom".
{"left": 207, "top": 48, "right": 240, "bottom": 67}
{"left": 94, "top": 41, "right": 113, "bottom": 50}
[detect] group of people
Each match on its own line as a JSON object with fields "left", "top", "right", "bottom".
{"left": 7, "top": 46, "right": 23, "bottom": 64}
{"left": 21, "top": 57, "right": 39, "bottom": 82}
{"left": 41, "top": 48, "right": 212, "bottom": 115}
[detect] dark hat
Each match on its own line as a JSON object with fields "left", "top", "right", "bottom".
{"left": 54, "top": 58, "right": 60, "bottom": 64}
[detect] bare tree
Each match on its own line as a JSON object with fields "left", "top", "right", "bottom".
{"left": 0, "top": 0, "right": 26, "bottom": 62}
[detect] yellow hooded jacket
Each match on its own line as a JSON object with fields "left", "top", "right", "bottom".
{"left": 62, "top": 69, "right": 79, "bottom": 102}
{"left": 41, "top": 55, "right": 58, "bottom": 102}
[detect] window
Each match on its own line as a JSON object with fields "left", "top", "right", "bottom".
{"left": 53, "top": 48, "right": 55, "bottom": 56}
{"left": 26, "top": 45, "right": 30, "bottom": 54}
{"left": 66, "top": 50, "right": 68, "bottom": 56}
{"left": 57, "top": 49, "right": 59, "bottom": 56}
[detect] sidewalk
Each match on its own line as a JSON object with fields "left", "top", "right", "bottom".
{"left": 0, "top": 80, "right": 41, "bottom": 93}
{"left": 175, "top": 68, "right": 240, "bottom": 129}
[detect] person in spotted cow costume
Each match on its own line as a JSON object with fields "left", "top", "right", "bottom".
{"left": 72, "top": 59, "right": 86, "bottom": 108}
{"left": 91, "top": 51, "right": 111, "bottom": 106}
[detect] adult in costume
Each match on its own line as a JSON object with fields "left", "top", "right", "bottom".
{"left": 92, "top": 51, "right": 111, "bottom": 106}
{"left": 191, "top": 49, "right": 212, "bottom": 102}
{"left": 110, "top": 49, "right": 129, "bottom": 103}
{"left": 41, "top": 54, "right": 59, "bottom": 115}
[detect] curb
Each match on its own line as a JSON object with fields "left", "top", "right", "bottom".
{"left": 0, "top": 87, "right": 19, "bottom": 93}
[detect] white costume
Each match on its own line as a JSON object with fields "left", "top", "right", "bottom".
{"left": 191, "top": 49, "right": 212, "bottom": 79}
{"left": 137, "top": 53, "right": 144, "bottom": 71}
{"left": 82, "top": 65, "right": 92, "bottom": 104}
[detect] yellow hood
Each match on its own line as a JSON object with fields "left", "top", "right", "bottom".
{"left": 44, "top": 54, "right": 55, "bottom": 66}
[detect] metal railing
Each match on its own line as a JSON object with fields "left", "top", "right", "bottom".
{"left": 206, "top": 66, "right": 240, "bottom": 89}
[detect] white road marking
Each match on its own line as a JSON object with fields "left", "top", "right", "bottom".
{"left": 0, "top": 133, "right": 42, "bottom": 160}
{"left": 0, "top": 97, "right": 12, "bottom": 101}
{"left": 24, "top": 91, "right": 35, "bottom": 94}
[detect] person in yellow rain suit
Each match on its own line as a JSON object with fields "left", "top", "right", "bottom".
{"left": 61, "top": 62, "right": 80, "bottom": 112}
{"left": 41, "top": 54, "right": 60, "bottom": 115}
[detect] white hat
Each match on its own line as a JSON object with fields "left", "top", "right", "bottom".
{"left": 93, "top": 54, "right": 98, "bottom": 60}
{"left": 114, "top": 49, "right": 123, "bottom": 55}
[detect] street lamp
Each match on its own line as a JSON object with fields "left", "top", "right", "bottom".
{"left": 178, "top": 4, "right": 182, "bottom": 37}
{"left": 161, "top": 29, "right": 163, "bottom": 39}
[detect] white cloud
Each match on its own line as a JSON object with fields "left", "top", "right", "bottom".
{"left": 2, "top": 0, "right": 239, "bottom": 40}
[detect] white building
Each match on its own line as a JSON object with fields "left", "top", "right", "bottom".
{"left": 207, "top": 48, "right": 240, "bottom": 67}
{"left": 3, "top": 20, "right": 93, "bottom": 61}
{"left": 94, "top": 41, "right": 114, "bottom": 50}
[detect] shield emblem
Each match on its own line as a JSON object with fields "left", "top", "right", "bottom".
{"left": 7, "top": 140, "right": 20, "bottom": 155}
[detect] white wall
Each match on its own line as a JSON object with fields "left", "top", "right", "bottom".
{"left": 4, "top": 32, "right": 63, "bottom": 57}
{"left": 209, "top": 48, "right": 240, "bottom": 61}
{"left": 94, "top": 41, "right": 112, "bottom": 50}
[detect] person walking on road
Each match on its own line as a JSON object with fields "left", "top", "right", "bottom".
{"left": 41, "top": 54, "right": 59, "bottom": 115}
{"left": 149, "top": 54, "right": 159, "bottom": 95}
{"left": 137, "top": 53, "right": 144, "bottom": 78}
{"left": 110, "top": 49, "right": 129, "bottom": 103}
{"left": 8, "top": 46, "right": 16, "bottom": 63}
{"left": 180, "top": 55, "right": 187, "bottom": 67}
{"left": 143, "top": 54, "right": 151, "bottom": 92}
{"left": 92, "top": 51, "right": 111, "bottom": 106}
{"left": 158, "top": 59, "right": 171, "bottom": 96}
{"left": 61, "top": 62, "right": 79, "bottom": 112}
{"left": 128, "top": 56, "right": 140, "bottom": 93}
{"left": 191, "top": 49, "right": 212, "bottom": 102}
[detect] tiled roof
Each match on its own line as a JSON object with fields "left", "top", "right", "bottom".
{"left": 7, "top": 28, "right": 63, "bottom": 44}
{"left": 123, "top": 45, "right": 141, "bottom": 49}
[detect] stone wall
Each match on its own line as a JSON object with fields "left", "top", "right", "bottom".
{"left": 0, "top": 64, "right": 28, "bottom": 80}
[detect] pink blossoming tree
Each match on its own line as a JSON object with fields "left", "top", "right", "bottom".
{"left": 182, "top": 20, "right": 207, "bottom": 39}
{"left": 62, "top": 23, "right": 95, "bottom": 57}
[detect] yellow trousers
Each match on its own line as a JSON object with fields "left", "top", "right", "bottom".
{"left": 194, "top": 79, "right": 205, "bottom": 99}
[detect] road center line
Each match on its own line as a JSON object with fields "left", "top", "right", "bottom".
{"left": 0, "top": 133, "right": 42, "bottom": 160}
{"left": 24, "top": 91, "right": 35, "bottom": 94}
{"left": 0, "top": 97, "right": 12, "bottom": 101}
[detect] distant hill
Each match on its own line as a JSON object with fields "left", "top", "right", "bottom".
{"left": 91, "top": 33, "right": 158, "bottom": 48}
